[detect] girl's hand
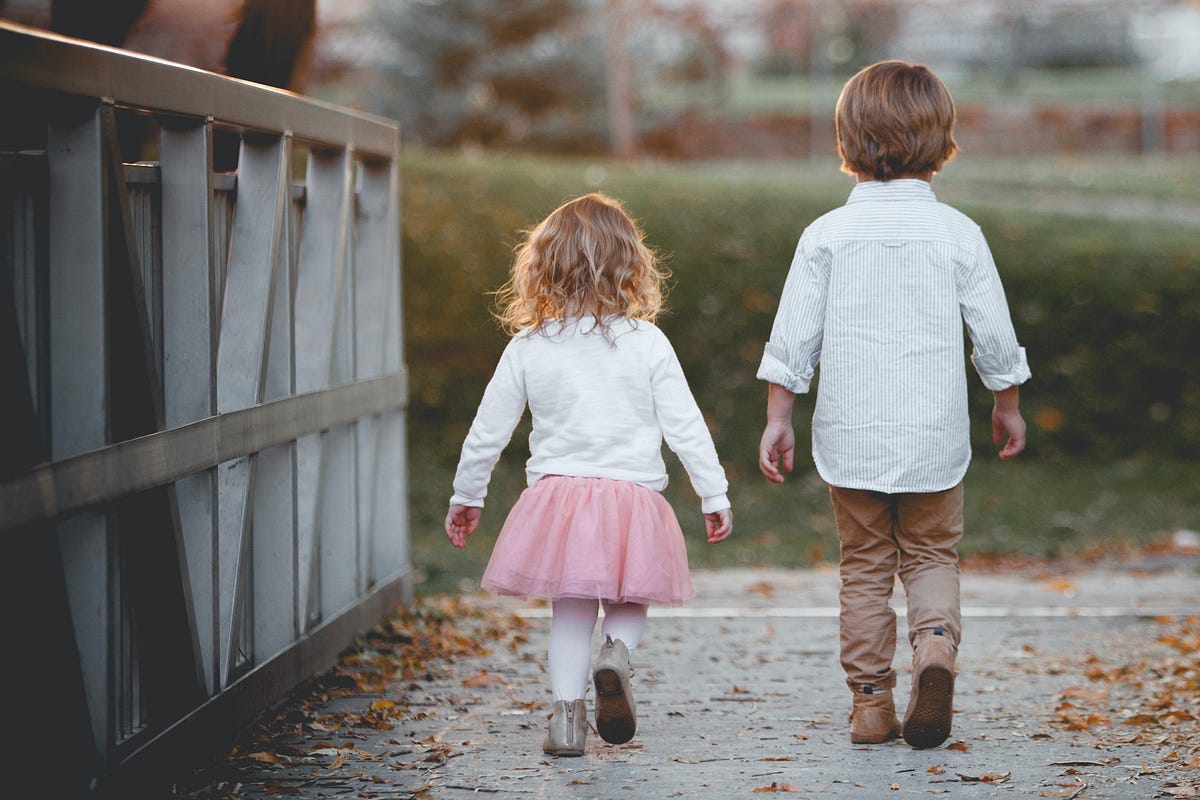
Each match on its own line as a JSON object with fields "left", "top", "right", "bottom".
{"left": 705, "top": 508, "right": 732, "bottom": 544}
{"left": 445, "top": 504, "right": 481, "bottom": 548}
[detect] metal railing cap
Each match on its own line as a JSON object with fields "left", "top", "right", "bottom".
{"left": 0, "top": 19, "right": 399, "bottom": 159}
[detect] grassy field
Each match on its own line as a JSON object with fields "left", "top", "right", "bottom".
{"left": 400, "top": 150, "right": 1200, "bottom": 594}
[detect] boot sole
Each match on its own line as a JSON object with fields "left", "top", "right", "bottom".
{"left": 593, "top": 667, "right": 636, "bottom": 744}
{"left": 903, "top": 666, "right": 954, "bottom": 749}
{"left": 542, "top": 746, "right": 584, "bottom": 757}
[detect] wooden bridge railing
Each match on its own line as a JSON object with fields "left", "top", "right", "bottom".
{"left": 0, "top": 20, "right": 410, "bottom": 794}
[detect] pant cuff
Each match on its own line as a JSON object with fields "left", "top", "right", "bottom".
{"left": 845, "top": 672, "right": 897, "bottom": 693}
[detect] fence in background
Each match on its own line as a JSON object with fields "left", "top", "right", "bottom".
{"left": 0, "top": 20, "right": 409, "bottom": 793}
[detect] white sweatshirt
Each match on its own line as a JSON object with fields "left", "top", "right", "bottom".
{"left": 450, "top": 317, "right": 730, "bottom": 514}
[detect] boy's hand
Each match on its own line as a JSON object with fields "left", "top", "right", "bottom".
{"left": 445, "top": 504, "right": 481, "bottom": 548}
{"left": 759, "top": 420, "right": 795, "bottom": 483}
{"left": 992, "top": 385, "right": 1026, "bottom": 459}
{"left": 705, "top": 508, "right": 732, "bottom": 543}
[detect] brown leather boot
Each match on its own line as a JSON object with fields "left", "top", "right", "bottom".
{"left": 903, "top": 627, "right": 957, "bottom": 749}
{"left": 849, "top": 685, "right": 902, "bottom": 744}
{"left": 542, "top": 698, "right": 587, "bottom": 757}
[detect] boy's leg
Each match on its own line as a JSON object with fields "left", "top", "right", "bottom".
{"left": 829, "top": 486, "right": 900, "bottom": 692}
{"left": 894, "top": 484, "right": 963, "bottom": 647}
{"left": 895, "top": 484, "right": 963, "bottom": 749}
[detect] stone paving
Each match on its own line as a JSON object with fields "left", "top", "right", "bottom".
{"left": 175, "top": 556, "right": 1200, "bottom": 799}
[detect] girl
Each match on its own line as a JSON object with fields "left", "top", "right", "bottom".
{"left": 445, "top": 193, "right": 732, "bottom": 757}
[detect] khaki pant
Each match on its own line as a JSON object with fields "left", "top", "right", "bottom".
{"left": 829, "top": 483, "right": 963, "bottom": 692}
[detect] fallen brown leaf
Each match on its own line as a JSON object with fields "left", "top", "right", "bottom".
{"left": 748, "top": 581, "right": 776, "bottom": 598}
{"left": 1121, "top": 713, "right": 1159, "bottom": 726}
{"left": 957, "top": 772, "right": 1011, "bottom": 783}
{"left": 462, "top": 670, "right": 507, "bottom": 687}
{"left": 245, "top": 751, "right": 287, "bottom": 764}
{"left": 1159, "top": 782, "right": 1200, "bottom": 799}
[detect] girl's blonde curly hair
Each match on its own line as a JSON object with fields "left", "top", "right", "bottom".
{"left": 494, "top": 193, "right": 667, "bottom": 336}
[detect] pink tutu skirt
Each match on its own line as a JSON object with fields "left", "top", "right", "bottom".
{"left": 481, "top": 475, "right": 695, "bottom": 604}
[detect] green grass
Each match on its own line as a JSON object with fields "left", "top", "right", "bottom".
{"left": 938, "top": 153, "right": 1200, "bottom": 205}
{"left": 410, "top": 453, "right": 1200, "bottom": 595}
{"left": 400, "top": 149, "right": 1200, "bottom": 595}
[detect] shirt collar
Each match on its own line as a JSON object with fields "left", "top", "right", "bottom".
{"left": 846, "top": 179, "right": 937, "bottom": 203}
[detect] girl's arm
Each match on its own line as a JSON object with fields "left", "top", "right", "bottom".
{"left": 705, "top": 508, "right": 733, "bottom": 543}
{"left": 448, "top": 340, "right": 528, "bottom": 513}
{"left": 649, "top": 332, "right": 730, "bottom": 516}
{"left": 445, "top": 504, "right": 481, "bottom": 548}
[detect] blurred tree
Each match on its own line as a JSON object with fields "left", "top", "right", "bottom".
{"left": 755, "top": 0, "right": 898, "bottom": 78}
{"left": 371, "top": 0, "right": 607, "bottom": 150}
{"left": 604, "top": 0, "right": 634, "bottom": 158}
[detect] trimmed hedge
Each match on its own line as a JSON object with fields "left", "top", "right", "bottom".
{"left": 402, "top": 152, "right": 1200, "bottom": 466}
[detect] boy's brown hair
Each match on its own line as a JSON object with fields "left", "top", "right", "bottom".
{"left": 835, "top": 60, "right": 958, "bottom": 181}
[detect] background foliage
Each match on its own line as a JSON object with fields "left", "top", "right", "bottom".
{"left": 402, "top": 151, "right": 1200, "bottom": 591}
{"left": 371, "top": 0, "right": 607, "bottom": 149}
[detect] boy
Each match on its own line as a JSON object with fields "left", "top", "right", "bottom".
{"left": 756, "top": 61, "right": 1030, "bottom": 749}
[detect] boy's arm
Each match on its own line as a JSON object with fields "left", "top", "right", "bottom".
{"left": 959, "top": 230, "right": 1030, "bottom": 461}
{"left": 992, "top": 385, "right": 1026, "bottom": 459}
{"left": 759, "top": 383, "right": 797, "bottom": 483}
{"left": 756, "top": 231, "right": 829, "bottom": 395}
{"left": 959, "top": 231, "right": 1031, "bottom": 392}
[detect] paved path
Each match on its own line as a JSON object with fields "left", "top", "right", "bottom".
{"left": 175, "top": 555, "right": 1200, "bottom": 799}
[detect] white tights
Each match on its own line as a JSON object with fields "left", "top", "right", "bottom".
{"left": 549, "top": 598, "right": 647, "bottom": 701}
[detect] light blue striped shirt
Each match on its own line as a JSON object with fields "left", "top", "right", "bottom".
{"left": 757, "top": 179, "right": 1031, "bottom": 493}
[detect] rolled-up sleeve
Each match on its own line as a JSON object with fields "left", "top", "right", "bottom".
{"left": 959, "top": 231, "right": 1032, "bottom": 391}
{"left": 756, "top": 232, "right": 829, "bottom": 394}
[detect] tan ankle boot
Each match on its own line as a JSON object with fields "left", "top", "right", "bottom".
{"left": 593, "top": 635, "right": 637, "bottom": 744}
{"left": 849, "top": 686, "right": 901, "bottom": 744}
{"left": 903, "top": 627, "right": 957, "bottom": 749}
{"left": 542, "top": 698, "right": 587, "bottom": 757}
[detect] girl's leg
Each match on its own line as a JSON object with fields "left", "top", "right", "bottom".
{"left": 600, "top": 601, "right": 648, "bottom": 650}
{"left": 549, "top": 597, "right": 599, "bottom": 701}
{"left": 595, "top": 601, "right": 644, "bottom": 744}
